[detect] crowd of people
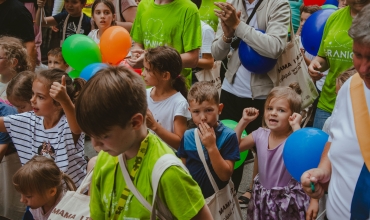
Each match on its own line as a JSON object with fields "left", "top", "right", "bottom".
{"left": 0, "top": 0, "right": 370, "bottom": 219}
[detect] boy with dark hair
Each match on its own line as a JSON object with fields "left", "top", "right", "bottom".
{"left": 75, "top": 66, "right": 212, "bottom": 219}
{"left": 177, "top": 81, "right": 240, "bottom": 198}
{"left": 47, "top": 48, "right": 69, "bottom": 71}
{"left": 36, "top": 0, "right": 91, "bottom": 45}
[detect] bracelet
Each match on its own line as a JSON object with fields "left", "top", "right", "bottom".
{"left": 222, "top": 34, "right": 233, "bottom": 41}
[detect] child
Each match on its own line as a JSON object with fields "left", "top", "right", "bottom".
{"left": 177, "top": 81, "right": 240, "bottom": 199}
{"left": 0, "top": 69, "right": 87, "bottom": 187}
{"left": 143, "top": 46, "right": 190, "bottom": 150}
{"left": 47, "top": 48, "right": 69, "bottom": 71}
{"left": 88, "top": 0, "right": 116, "bottom": 44}
{"left": 36, "top": 0, "right": 91, "bottom": 46}
{"left": 75, "top": 66, "right": 212, "bottom": 219}
{"left": 0, "top": 40, "right": 30, "bottom": 100}
{"left": 6, "top": 71, "right": 34, "bottom": 113}
{"left": 236, "top": 83, "right": 310, "bottom": 219}
{"left": 13, "top": 156, "right": 77, "bottom": 219}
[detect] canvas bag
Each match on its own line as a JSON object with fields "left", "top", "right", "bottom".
{"left": 48, "top": 170, "right": 93, "bottom": 220}
{"left": 273, "top": 19, "right": 319, "bottom": 109}
{"left": 195, "top": 61, "right": 222, "bottom": 96}
{"left": 119, "top": 154, "right": 189, "bottom": 220}
{"left": 194, "top": 129, "right": 243, "bottom": 220}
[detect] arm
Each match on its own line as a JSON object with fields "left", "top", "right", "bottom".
{"left": 306, "top": 198, "right": 319, "bottom": 220}
{"left": 191, "top": 205, "right": 213, "bottom": 220}
{"left": 146, "top": 110, "right": 187, "bottom": 149}
{"left": 116, "top": 6, "right": 137, "bottom": 32}
{"left": 197, "top": 53, "right": 214, "bottom": 70}
{"left": 0, "top": 117, "right": 7, "bottom": 133}
{"left": 180, "top": 49, "right": 200, "bottom": 69}
{"left": 198, "top": 122, "right": 234, "bottom": 181}
{"left": 35, "top": 5, "right": 58, "bottom": 27}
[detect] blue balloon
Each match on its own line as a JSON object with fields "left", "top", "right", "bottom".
{"left": 238, "top": 30, "right": 277, "bottom": 74}
{"left": 80, "top": 63, "right": 108, "bottom": 81}
{"left": 283, "top": 128, "right": 329, "bottom": 182}
{"left": 301, "top": 9, "right": 336, "bottom": 56}
{"left": 324, "top": 0, "right": 338, "bottom": 6}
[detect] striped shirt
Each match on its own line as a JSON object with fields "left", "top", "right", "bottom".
{"left": 4, "top": 112, "right": 86, "bottom": 187}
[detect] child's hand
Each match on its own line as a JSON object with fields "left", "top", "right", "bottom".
{"left": 306, "top": 198, "right": 319, "bottom": 220}
{"left": 50, "top": 75, "right": 69, "bottom": 105}
{"left": 241, "top": 108, "right": 259, "bottom": 123}
{"left": 37, "top": 0, "right": 46, "bottom": 7}
{"left": 289, "top": 113, "right": 302, "bottom": 131}
{"left": 146, "top": 109, "right": 158, "bottom": 131}
{"left": 126, "top": 49, "right": 145, "bottom": 68}
{"left": 308, "top": 60, "right": 324, "bottom": 81}
{"left": 197, "top": 121, "right": 216, "bottom": 151}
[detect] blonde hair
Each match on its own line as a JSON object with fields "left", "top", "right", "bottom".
{"left": 0, "top": 38, "right": 31, "bottom": 73}
{"left": 13, "top": 156, "right": 76, "bottom": 198}
{"left": 262, "top": 82, "right": 302, "bottom": 128}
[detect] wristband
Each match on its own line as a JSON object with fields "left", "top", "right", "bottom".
{"left": 222, "top": 34, "right": 233, "bottom": 41}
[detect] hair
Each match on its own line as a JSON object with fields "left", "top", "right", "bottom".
{"left": 191, "top": 0, "right": 202, "bottom": 9}
{"left": 13, "top": 156, "right": 76, "bottom": 199}
{"left": 66, "top": 0, "right": 87, "bottom": 5}
{"left": 47, "top": 47, "right": 67, "bottom": 64}
{"left": 35, "top": 69, "right": 86, "bottom": 104}
{"left": 262, "top": 82, "right": 302, "bottom": 128}
{"left": 187, "top": 81, "right": 219, "bottom": 104}
{"left": 348, "top": 4, "right": 370, "bottom": 45}
{"left": 7, "top": 71, "right": 35, "bottom": 102}
{"left": 91, "top": 0, "right": 116, "bottom": 29}
{"left": 144, "top": 46, "right": 188, "bottom": 98}
{"left": 299, "top": 5, "right": 321, "bottom": 15}
{"left": 75, "top": 66, "right": 147, "bottom": 137}
{"left": 336, "top": 66, "right": 357, "bottom": 88}
{"left": 0, "top": 37, "right": 31, "bottom": 73}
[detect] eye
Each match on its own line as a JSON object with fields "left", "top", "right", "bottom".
{"left": 38, "top": 95, "right": 44, "bottom": 100}
{"left": 267, "top": 107, "right": 272, "bottom": 111}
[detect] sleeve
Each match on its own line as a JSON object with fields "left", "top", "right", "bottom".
{"left": 173, "top": 99, "right": 191, "bottom": 120}
{"left": 158, "top": 166, "right": 205, "bottom": 219}
{"left": 121, "top": 0, "right": 137, "bottom": 13}
{"left": 317, "top": 10, "right": 337, "bottom": 58}
{"left": 130, "top": 4, "right": 143, "bottom": 43}
{"left": 220, "top": 133, "right": 240, "bottom": 161}
{"left": 3, "top": 112, "right": 32, "bottom": 139}
{"left": 183, "top": 10, "right": 202, "bottom": 52}
{"left": 0, "top": 104, "right": 17, "bottom": 144}
{"left": 89, "top": 155, "right": 105, "bottom": 220}
{"left": 201, "top": 24, "right": 215, "bottom": 55}
{"left": 8, "top": 6, "right": 35, "bottom": 42}
{"left": 251, "top": 127, "right": 263, "bottom": 151}
{"left": 176, "top": 135, "right": 188, "bottom": 158}
{"left": 53, "top": 11, "right": 68, "bottom": 26}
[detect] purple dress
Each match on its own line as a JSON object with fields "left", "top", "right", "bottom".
{"left": 247, "top": 128, "right": 309, "bottom": 220}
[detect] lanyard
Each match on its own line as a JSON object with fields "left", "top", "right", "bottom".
{"left": 112, "top": 136, "right": 149, "bottom": 219}
{"left": 61, "top": 13, "right": 83, "bottom": 46}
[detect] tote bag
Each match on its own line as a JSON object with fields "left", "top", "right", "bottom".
{"left": 48, "top": 170, "right": 93, "bottom": 220}
{"left": 195, "top": 61, "right": 222, "bottom": 96}
{"left": 194, "top": 129, "right": 243, "bottom": 220}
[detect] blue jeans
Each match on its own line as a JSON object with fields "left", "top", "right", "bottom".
{"left": 313, "top": 108, "right": 331, "bottom": 130}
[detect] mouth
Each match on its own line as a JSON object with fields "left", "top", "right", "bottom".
{"left": 268, "top": 119, "right": 278, "bottom": 124}
{"left": 32, "top": 107, "right": 39, "bottom": 112}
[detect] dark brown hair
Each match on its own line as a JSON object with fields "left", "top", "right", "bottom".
{"left": 299, "top": 5, "right": 321, "bottom": 15}
{"left": 91, "top": 0, "right": 116, "bottom": 29}
{"left": 7, "top": 71, "right": 35, "bottom": 102}
{"left": 262, "top": 82, "right": 302, "bottom": 128}
{"left": 187, "top": 81, "right": 219, "bottom": 104}
{"left": 13, "top": 156, "right": 76, "bottom": 199}
{"left": 47, "top": 47, "right": 67, "bottom": 64}
{"left": 145, "top": 46, "right": 188, "bottom": 98}
{"left": 75, "top": 66, "right": 147, "bottom": 137}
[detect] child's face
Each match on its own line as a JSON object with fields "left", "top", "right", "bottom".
{"left": 264, "top": 97, "right": 293, "bottom": 132}
{"left": 93, "top": 3, "right": 115, "bottom": 30}
{"left": 142, "top": 60, "right": 160, "bottom": 87}
{"left": 189, "top": 99, "right": 223, "bottom": 128}
{"left": 30, "top": 79, "right": 62, "bottom": 117}
{"left": 19, "top": 188, "right": 56, "bottom": 209}
{"left": 48, "top": 55, "right": 69, "bottom": 71}
{"left": 8, "top": 96, "right": 32, "bottom": 113}
{"left": 64, "top": 0, "right": 85, "bottom": 17}
{"left": 300, "top": 12, "right": 311, "bottom": 30}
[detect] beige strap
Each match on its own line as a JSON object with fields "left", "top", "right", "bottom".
{"left": 350, "top": 73, "right": 370, "bottom": 170}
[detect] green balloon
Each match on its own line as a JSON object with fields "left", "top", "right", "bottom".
{"left": 62, "top": 34, "right": 102, "bottom": 71}
{"left": 220, "top": 119, "right": 249, "bottom": 169}
{"left": 321, "top": 4, "right": 338, "bottom": 9}
{"left": 68, "top": 70, "right": 81, "bottom": 79}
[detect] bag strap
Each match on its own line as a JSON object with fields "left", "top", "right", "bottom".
{"left": 194, "top": 129, "right": 219, "bottom": 192}
{"left": 75, "top": 168, "right": 94, "bottom": 194}
{"left": 350, "top": 73, "right": 370, "bottom": 170}
{"left": 246, "top": 0, "right": 263, "bottom": 25}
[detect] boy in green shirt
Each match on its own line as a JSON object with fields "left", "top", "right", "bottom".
{"left": 75, "top": 66, "right": 212, "bottom": 219}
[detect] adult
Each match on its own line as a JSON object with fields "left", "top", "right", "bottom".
{"left": 113, "top": 0, "right": 137, "bottom": 32}
{"left": 308, "top": 0, "right": 370, "bottom": 129}
{"left": 127, "top": 0, "right": 202, "bottom": 88}
{"left": 301, "top": 4, "right": 370, "bottom": 219}
{"left": 0, "top": 0, "right": 36, "bottom": 69}
{"left": 211, "top": 0, "right": 290, "bottom": 195}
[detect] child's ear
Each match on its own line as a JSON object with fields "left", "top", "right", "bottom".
{"left": 48, "top": 187, "right": 57, "bottom": 197}
{"left": 218, "top": 103, "right": 224, "bottom": 115}
{"left": 162, "top": 71, "right": 171, "bottom": 81}
{"left": 10, "top": 58, "right": 19, "bottom": 68}
{"left": 130, "top": 113, "right": 144, "bottom": 130}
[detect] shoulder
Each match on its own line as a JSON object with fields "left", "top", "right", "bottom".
{"left": 326, "top": 7, "right": 350, "bottom": 25}
{"left": 53, "top": 10, "right": 68, "bottom": 20}
{"left": 252, "top": 127, "right": 270, "bottom": 137}
{"left": 82, "top": 13, "right": 91, "bottom": 21}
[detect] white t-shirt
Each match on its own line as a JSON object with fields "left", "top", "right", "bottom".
{"left": 4, "top": 112, "right": 87, "bottom": 187}
{"left": 222, "top": 0, "right": 262, "bottom": 99}
{"left": 200, "top": 21, "right": 214, "bottom": 58}
{"left": 326, "top": 77, "right": 370, "bottom": 219}
{"left": 30, "top": 191, "right": 64, "bottom": 220}
{"left": 146, "top": 88, "right": 191, "bottom": 133}
{"left": 88, "top": 29, "right": 100, "bottom": 44}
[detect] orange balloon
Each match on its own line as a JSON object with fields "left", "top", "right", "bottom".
{"left": 100, "top": 26, "right": 131, "bottom": 65}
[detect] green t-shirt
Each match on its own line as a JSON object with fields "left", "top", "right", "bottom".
{"left": 317, "top": 6, "right": 353, "bottom": 113}
{"left": 90, "top": 132, "right": 205, "bottom": 219}
{"left": 131, "top": 0, "right": 202, "bottom": 88}
{"left": 199, "top": 0, "right": 226, "bottom": 32}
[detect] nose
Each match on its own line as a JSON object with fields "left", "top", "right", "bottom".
{"left": 20, "top": 194, "right": 26, "bottom": 204}
{"left": 30, "top": 94, "right": 36, "bottom": 104}
{"left": 358, "top": 59, "right": 370, "bottom": 75}
{"left": 200, "top": 113, "right": 206, "bottom": 122}
{"left": 91, "top": 138, "right": 103, "bottom": 150}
